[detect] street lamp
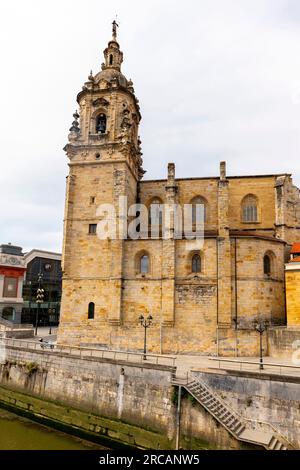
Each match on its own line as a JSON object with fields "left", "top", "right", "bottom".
{"left": 254, "top": 320, "right": 268, "bottom": 370}
{"left": 139, "top": 314, "right": 153, "bottom": 360}
{"left": 48, "top": 308, "right": 55, "bottom": 335}
{"left": 35, "top": 272, "right": 44, "bottom": 336}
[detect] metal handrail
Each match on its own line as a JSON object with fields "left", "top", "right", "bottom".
{"left": 173, "top": 373, "right": 295, "bottom": 449}
{"left": 1, "top": 337, "right": 176, "bottom": 367}
{"left": 242, "top": 416, "right": 295, "bottom": 449}
{"left": 208, "top": 357, "right": 300, "bottom": 375}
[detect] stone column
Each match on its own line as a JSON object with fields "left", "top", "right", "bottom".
{"left": 162, "top": 163, "right": 177, "bottom": 326}
{"left": 217, "top": 162, "right": 232, "bottom": 327}
{"left": 108, "top": 167, "right": 126, "bottom": 326}
{"left": 274, "top": 176, "right": 286, "bottom": 241}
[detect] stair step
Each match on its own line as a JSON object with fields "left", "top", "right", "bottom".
{"left": 235, "top": 425, "right": 245, "bottom": 436}
{"left": 269, "top": 437, "right": 277, "bottom": 450}
{"left": 185, "top": 379, "right": 291, "bottom": 450}
{"left": 275, "top": 441, "right": 284, "bottom": 450}
{"left": 233, "top": 422, "right": 244, "bottom": 433}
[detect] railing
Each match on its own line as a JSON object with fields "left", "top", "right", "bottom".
{"left": 208, "top": 357, "right": 300, "bottom": 376}
{"left": 173, "top": 372, "right": 296, "bottom": 450}
{"left": 0, "top": 318, "right": 33, "bottom": 330}
{"left": 0, "top": 337, "right": 176, "bottom": 368}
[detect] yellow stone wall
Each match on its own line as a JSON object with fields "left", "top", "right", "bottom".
{"left": 58, "top": 33, "right": 300, "bottom": 356}
{"left": 286, "top": 266, "right": 300, "bottom": 326}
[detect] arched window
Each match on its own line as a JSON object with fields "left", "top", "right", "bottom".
{"left": 242, "top": 194, "right": 258, "bottom": 223}
{"left": 191, "top": 196, "right": 207, "bottom": 224}
{"left": 109, "top": 54, "right": 113, "bottom": 65}
{"left": 88, "top": 302, "right": 95, "bottom": 319}
{"left": 192, "top": 254, "right": 201, "bottom": 273}
{"left": 96, "top": 114, "right": 107, "bottom": 134}
{"left": 264, "top": 255, "right": 271, "bottom": 276}
{"left": 140, "top": 255, "right": 149, "bottom": 274}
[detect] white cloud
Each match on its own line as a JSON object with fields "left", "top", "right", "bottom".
{"left": 0, "top": 0, "right": 300, "bottom": 251}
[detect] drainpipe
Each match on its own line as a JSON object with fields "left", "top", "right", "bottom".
{"left": 175, "top": 385, "right": 182, "bottom": 450}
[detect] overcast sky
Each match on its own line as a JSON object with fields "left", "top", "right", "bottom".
{"left": 0, "top": 0, "right": 300, "bottom": 253}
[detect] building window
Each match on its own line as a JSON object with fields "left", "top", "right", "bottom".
{"left": 140, "top": 255, "right": 149, "bottom": 274}
{"left": 89, "top": 224, "right": 97, "bottom": 235}
{"left": 95, "top": 153, "right": 101, "bottom": 160}
{"left": 192, "top": 254, "right": 201, "bottom": 273}
{"left": 96, "top": 114, "right": 106, "bottom": 134}
{"left": 3, "top": 277, "right": 18, "bottom": 298}
{"left": 264, "top": 255, "right": 271, "bottom": 276}
{"left": 1, "top": 306, "right": 15, "bottom": 321}
{"left": 90, "top": 196, "right": 95, "bottom": 205}
{"left": 109, "top": 54, "right": 113, "bottom": 65}
{"left": 88, "top": 302, "right": 95, "bottom": 319}
{"left": 191, "top": 196, "right": 207, "bottom": 224}
{"left": 242, "top": 194, "right": 258, "bottom": 222}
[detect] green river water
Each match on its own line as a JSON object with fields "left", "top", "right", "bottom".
{"left": 0, "top": 409, "right": 106, "bottom": 450}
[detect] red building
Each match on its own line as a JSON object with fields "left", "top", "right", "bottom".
{"left": 0, "top": 244, "right": 26, "bottom": 323}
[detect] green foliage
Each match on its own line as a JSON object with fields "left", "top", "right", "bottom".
{"left": 25, "top": 362, "right": 38, "bottom": 376}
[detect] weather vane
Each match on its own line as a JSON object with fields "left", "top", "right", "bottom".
{"left": 112, "top": 16, "right": 119, "bottom": 40}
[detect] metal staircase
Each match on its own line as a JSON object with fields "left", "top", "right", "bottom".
{"left": 173, "top": 376, "right": 294, "bottom": 450}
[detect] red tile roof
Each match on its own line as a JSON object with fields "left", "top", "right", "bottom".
{"left": 291, "top": 243, "right": 300, "bottom": 254}
{"left": 290, "top": 255, "right": 300, "bottom": 263}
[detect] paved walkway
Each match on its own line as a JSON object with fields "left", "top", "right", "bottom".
{"left": 174, "top": 354, "right": 300, "bottom": 379}
{"left": 20, "top": 331, "right": 300, "bottom": 378}
{"left": 31, "top": 326, "right": 58, "bottom": 342}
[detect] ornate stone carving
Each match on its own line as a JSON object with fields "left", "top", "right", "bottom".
{"left": 69, "top": 111, "right": 80, "bottom": 134}
{"left": 92, "top": 97, "right": 109, "bottom": 107}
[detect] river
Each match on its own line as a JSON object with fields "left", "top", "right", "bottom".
{"left": 0, "top": 409, "right": 106, "bottom": 450}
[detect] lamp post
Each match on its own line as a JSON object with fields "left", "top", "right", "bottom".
{"left": 35, "top": 272, "right": 44, "bottom": 336}
{"left": 48, "top": 308, "right": 55, "bottom": 335}
{"left": 254, "top": 320, "right": 268, "bottom": 370}
{"left": 139, "top": 314, "right": 153, "bottom": 360}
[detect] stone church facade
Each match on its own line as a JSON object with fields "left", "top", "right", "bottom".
{"left": 58, "top": 26, "right": 300, "bottom": 355}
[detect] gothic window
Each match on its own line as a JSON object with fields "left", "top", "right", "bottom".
{"left": 242, "top": 194, "right": 258, "bottom": 223}
{"left": 192, "top": 254, "right": 201, "bottom": 273}
{"left": 140, "top": 255, "right": 149, "bottom": 274}
{"left": 88, "top": 302, "right": 95, "bottom": 319}
{"left": 96, "top": 114, "right": 107, "bottom": 134}
{"left": 264, "top": 254, "right": 271, "bottom": 276}
{"left": 89, "top": 224, "right": 97, "bottom": 234}
{"left": 191, "top": 196, "right": 207, "bottom": 224}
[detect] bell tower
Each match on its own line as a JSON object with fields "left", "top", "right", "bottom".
{"left": 58, "top": 23, "right": 144, "bottom": 344}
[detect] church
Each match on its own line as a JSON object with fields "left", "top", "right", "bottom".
{"left": 58, "top": 24, "right": 300, "bottom": 356}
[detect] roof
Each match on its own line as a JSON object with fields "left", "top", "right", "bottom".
{"left": 24, "top": 249, "right": 61, "bottom": 265}
{"left": 290, "top": 256, "right": 300, "bottom": 263}
{"left": 141, "top": 174, "right": 291, "bottom": 184}
{"left": 291, "top": 243, "right": 300, "bottom": 254}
